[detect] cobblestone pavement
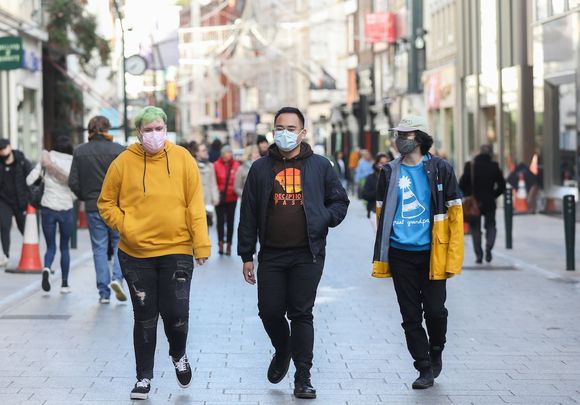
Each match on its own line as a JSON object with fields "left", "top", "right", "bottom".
{"left": 0, "top": 201, "right": 579, "bottom": 404}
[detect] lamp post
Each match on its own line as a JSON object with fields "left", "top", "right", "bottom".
{"left": 113, "top": 0, "right": 129, "bottom": 143}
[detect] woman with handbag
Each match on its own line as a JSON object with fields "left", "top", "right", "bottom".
{"left": 26, "top": 137, "right": 75, "bottom": 293}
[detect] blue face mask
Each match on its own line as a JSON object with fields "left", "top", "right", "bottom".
{"left": 274, "top": 129, "right": 301, "bottom": 152}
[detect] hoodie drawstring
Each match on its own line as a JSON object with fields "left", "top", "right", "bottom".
{"left": 142, "top": 149, "right": 171, "bottom": 195}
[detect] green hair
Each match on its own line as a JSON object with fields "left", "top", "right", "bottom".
{"left": 133, "top": 106, "right": 167, "bottom": 129}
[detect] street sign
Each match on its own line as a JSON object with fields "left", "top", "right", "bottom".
{"left": 0, "top": 36, "right": 23, "bottom": 71}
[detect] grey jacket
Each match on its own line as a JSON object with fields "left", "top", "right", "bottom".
{"left": 68, "top": 135, "right": 125, "bottom": 211}
{"left": 234, "top": 160, "right": 252, "bottom": 197}
{"left": 196, "top": 159, "right": 219, "bottom": 207}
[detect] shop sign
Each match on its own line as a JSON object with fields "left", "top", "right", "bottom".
{"left": 0, "top": 36, "right": 23, "bottom": 71}
{"left": 427, "top": 73, "right": 441, "bottom": 109}
{"left": 386, "top": 12, "right": 397, "bottom": 43}
{"left": 365, "top": 13, "right": 389, "bottom": 44}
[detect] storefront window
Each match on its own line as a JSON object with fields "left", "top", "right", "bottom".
{"left": 17, "top": 88, "right": 39, "bottom": 162}
{"left": 557, "top": 82, "right": 577, "bottom": 185}
{"left": 501, "top": 67, "right": 519, "bottom": 166}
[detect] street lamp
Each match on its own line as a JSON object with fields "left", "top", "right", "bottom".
{"left": 113, "top": 0, "right": 129, "bottom": 143}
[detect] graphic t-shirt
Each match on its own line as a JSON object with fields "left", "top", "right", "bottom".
{"left": 390, "top": 159, "right": 431, "bottom": 251}
{"left": 264, "top": 161, "right": 309, "bottom": 249}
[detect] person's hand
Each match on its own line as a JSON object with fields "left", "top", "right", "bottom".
{"left": 243, "top": 261, "right": 255, "bottom": 285}
{"left": 196, "top": 257, "right": 208, "bottom": 266}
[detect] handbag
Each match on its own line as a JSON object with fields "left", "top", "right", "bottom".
{"left": 462, "top": 160, "right": 480, "bottom": 222}
{"left": 29, "top": 168, "right": 46, "bottom": 209}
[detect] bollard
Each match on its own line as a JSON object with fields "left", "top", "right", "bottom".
{"left": 71, "top": 200, "right": 79, "bottom": 250}
{"left": 504, "top": 184, "right": 513, "bottom": 249}
{"left": 563, "top": 194, "right": 576, "bottom": 271}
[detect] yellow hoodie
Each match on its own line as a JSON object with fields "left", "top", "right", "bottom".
{"left": 98, "top": 141, "right": 211, "bottom": 259}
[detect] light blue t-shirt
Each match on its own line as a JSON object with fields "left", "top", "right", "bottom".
{"left": 390, "top": 159, "right": 431, "bottom": 251}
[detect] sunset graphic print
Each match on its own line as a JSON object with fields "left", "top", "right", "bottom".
{"left": 274, "top": 168, "right": 303, "bottom": 206}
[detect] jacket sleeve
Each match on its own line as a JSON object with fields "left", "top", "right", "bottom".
{"left": 210, "top": 165, "right": 220, "bottom": 205}
{"left": 361, "top": 172, "right": 376, "bottom": 201}
{"left": 185, "top": 158, "right": 211, "bottom": 259}
{"left": 97, "top": 163, "right": 125, "bottom": 232}
{"left": 26, "top": 162, "right": 42, "bottom": 186}
{"left": 324, "top": 162, "right": 350, "bottom": 228}
{"left": 444, "top": 164, "right": 464, "bottom": 277}
{"left": 68, "top": 154, "right": 81, "bottom": 199}
{"left": 233, "top": 167, "right": 244, "bottom": 197}
{"left": 237, "top": 165, "right": 259, "bottom": 262}
{"left": 375, "top": 168, "right": 387, "bottom": 222}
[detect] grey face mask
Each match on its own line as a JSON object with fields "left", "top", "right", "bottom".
{"left": 395, "top": 137, "right": 418, "bottom": 155}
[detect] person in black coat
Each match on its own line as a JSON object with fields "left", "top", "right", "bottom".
{"left": 459, "top": 145, "right": 506, "bottom": 263}
{"left": 0, "top": 139, "right": 32, "bottom": 266}
{"left": 361, "top": 153, "right": 389, "bottom": 218}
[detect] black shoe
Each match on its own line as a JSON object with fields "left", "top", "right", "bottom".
{"left": 171, "top": 354, "right": 192, "bottom": 388}
{"left": 412, "top": 368, "right": 434, "bottom": 389}
{"left": 430, "top": 349, "right": 443, "bottom": 378}
{"left": 294, "top": 369, "right": 316, "bottom": 399}
{"left": 42, "top": 268, "right": 51, "bottom": 292}
{"left": 130, "top": 378, "right": 151, "bottom": 400}
{"left": 476, "top": 256, "right": 483, "bottom": 264}
{"left": 267, "top": 351, "right": 291, "bottom": 384}
{"left": 485, "top": 250, "right": 492, "bottom": 263}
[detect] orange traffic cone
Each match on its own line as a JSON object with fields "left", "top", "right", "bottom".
{"left": 78, "top": 201, "right": 88, "bottom": 229}
{"left": 5, "top": 205, "right": 43, "bottom": 273}
{"left": 513, "top": 172, "right": 529, "bottom": 213}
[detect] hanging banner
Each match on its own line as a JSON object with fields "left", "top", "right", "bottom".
{"left": 365, "top": 13, "right": 389, "bottom": 44}
{"left": 0, "top": 37, "right": 23, "bottom": 70}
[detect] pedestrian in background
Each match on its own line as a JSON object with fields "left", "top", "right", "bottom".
{"left": 372, "top": 115, "right": 464, "bottom": 390}
{"left": 238, "top": 107, "right": 349, "bottom": 399}
{"left": 0, "top": 138, "right": 32, "bottom": 267}
{"left": 98, "top": 106, "right": 210, "bottom": 400}
{"left": 193, "top": 142, "right": 220, "bottom": 227}
{"left": 347, "top": 147, "right": 360, "bottom": 194}
{"left": 234, "top": 145, "right": 260, "bottom": 197}
{"left": 68, "top": 116, "right": 127, "bottom": 304}
{"left": 214, "top": 145, "right": 239, "bottom": 256}
{"left": 27, "top": 137, "right": 74, "bottom": 293}
{"left": 257, "top": 134, "right": 270, "bottom": 157}
{"left": 459, "top": 145, "right": 506, "bottom": 263}
{"left": 333, "top": 151, "right": 347, "bottom": 190}
{"left": 361, "top": 152, "right": 389, "bottom": 219}
{"left": 354, "top": 149, "right": 373, "bottom": 198}
{"left": 208, "top": 139, "right": 222, "bottom": 163}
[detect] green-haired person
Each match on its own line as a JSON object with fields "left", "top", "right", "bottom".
{"left": 98, "top": 106, "right": 211, "bottom": 400}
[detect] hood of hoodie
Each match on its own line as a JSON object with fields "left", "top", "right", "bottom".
{"left": 268, "top": 142, "right": 314, "bottom": 161}
{"left": 127, "top": 141, "right": 174, "bottom": 194}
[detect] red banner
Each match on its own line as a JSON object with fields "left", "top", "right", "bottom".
{"left": 365, "top": 13, "right": 389, "bottom": 44}
{"left": 386, "top": 12, "right": 397, "bottom": 43}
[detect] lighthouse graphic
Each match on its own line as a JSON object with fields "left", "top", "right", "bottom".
{"left": 399, "top": 175, "right": 426, "bottom": 219}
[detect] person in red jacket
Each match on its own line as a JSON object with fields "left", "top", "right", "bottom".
{"left": 214, "top": 145, "right": 240, "bottom": 255}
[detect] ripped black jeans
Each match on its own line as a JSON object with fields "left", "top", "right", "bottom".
{"left": 118, "top": 250, "right": 194, "bottom": 380}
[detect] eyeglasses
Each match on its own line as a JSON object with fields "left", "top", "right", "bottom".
{"left": 141, "top": 126, "right": 165, "bottom": 133}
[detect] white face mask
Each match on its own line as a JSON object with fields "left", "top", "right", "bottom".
{"left": 274, "top": 129, "right": 302, "bottom": 152}
{"left": 141, "top": 130, "right": 167, "bottom": 154}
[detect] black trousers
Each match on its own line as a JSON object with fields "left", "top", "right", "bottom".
{"left": 215, "top": 201, "right": 237, "bottom": 244}
{"left": 0, "top": 199, "right": 25, "bottom": 257}
{"left": 257, "top": 248, "right": 324, "bottom": 373}
{"left": 469, "top": 210, "right": 497, "bottom": 258}
{"left": 389, "top": 247, "right": 447, "bottom": 371}
{"left": 118, "top": 250, "right": 194, "bottom": 380}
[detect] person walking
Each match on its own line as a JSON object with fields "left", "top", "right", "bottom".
{"left": 68, "top": 116, "right": 127, "bottom": 304}
{"left": 98, "top": 106, "right": 210, "bottom": 400}
{"left": 372, "top": 115, "right": 464, "bottom": 389}
{"left": 459, "top": 145, "right": 506, "bottom": 263}
{"left": 333, "top": 151, "right": 347, "bottom": 190}
{"left": 0, "top": 138, "right": 32, "bottom": 267}
{"left": 234, "top": 145, "right": 260, "bottom": 197}
{"left": 361, "top": 153, "right": 389, "bottom": 218}
{"left": 26, "top": 137, "right": 75, "bottom": 293}
{"left": 238, "top": 107, "right": 349, "bottom": 399}
{"left": 354, "top": 149, "right": 373, "bottom": 198}
{"left": 257, "top": 135, "right": 270, "bottom": 157}
{"left": 214, "top": 145, "right": 240, "bottom": 255}
{"left": 193, "top": 142, "right": 220, "bottom": 227}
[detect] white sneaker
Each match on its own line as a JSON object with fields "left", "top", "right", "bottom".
{"left": 99, "top": 297, "right": 110, "bottom": 304}
{"left": 109, "top": 280, "right": 127, "bottom": 302}
{"left": 41, "top": 268, "right": 51, "bottom": 292}
{"left": 60, "top": 286, "right": 71, "bottom": 294}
